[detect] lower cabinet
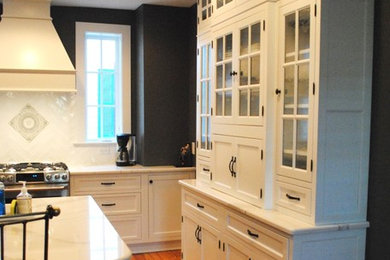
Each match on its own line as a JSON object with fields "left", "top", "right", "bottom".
{"left": 180, "top": 181, "right": 369, "bottom": 260}
{"left": 70, "top": 168, "right": 195, "bottom": 253}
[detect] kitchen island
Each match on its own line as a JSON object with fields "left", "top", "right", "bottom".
{"left": 2, "top": 196, "right": 132, "bottom": 260}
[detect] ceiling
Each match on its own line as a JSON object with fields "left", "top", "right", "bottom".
{"left": 50, "top": 0, "right": 197, "bottom": 10}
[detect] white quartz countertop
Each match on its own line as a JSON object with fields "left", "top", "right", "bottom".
{"left": 179, "top": 179, "right": 369, "bottom": 235}
{"left": 69, "top": 164, "right": 195, "bottom": 175}
{"left": 2, "top": 196, "right": 131, "bottom": 260}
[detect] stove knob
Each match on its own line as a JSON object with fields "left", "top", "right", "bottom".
{"left": 61, "top": 174, "right": 68, "bottom": 180}
{"left": 0, "top": 175, "right": 5, "bottom": 182}
{"left": 46, "top": 174, "right": 52, "bottom": 181}
{"left": 7, "top": 175, "right": 13, "bottom": 182}
{"left": 54, "top": 174, "right": 60, "bottom": 180}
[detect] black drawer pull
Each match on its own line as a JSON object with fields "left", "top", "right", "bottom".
{"left": 286, "top": 193, "right": 301, "bottom": 201}
{"left": 203, "top": 168, "right": 210, "bottom": 172}
{"left": 101, "top": 182, "right": 115, "bottom": 185}
{"left": 101, "top": 203, "right": 116, "bottom": 207}
{"left": 196, "top": 203, "right": 205, "bottom": 209}
{"left": 247, "top": 229, "right": 259, "bottom": 238}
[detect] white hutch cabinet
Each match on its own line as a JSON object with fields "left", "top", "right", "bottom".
{"left": 188, "top": 0, "right": 373, "bottom": 259}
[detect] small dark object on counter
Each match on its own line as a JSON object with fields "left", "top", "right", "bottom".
{"left": 176, "top": 143, "right": 193, "bottom": 167}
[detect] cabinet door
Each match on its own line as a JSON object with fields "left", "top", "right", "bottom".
{"left": 213, "top": 135, "right": 235, "bottom": 193}
{"left": 225, "top": 241, "right": 250, "bottom": 260}
{"left": 234, "top": 11, "right": 265, "bottom": 126}
{"left": 182, "top": 215, "right": 201, "bottom": 260}
{"left": 200, "top": 224, "right": 221, "bottom": 260}
{"left": 276, "top": 0, "right": 316, "bottom": 183}
{"left": 197, "top": 34, "right": 213, "bottom": 158}
{"left": 235, "top": 137, "right": 264, "bottom": 205}
{"left": 148, "top": 173, "right": 192, "bottom": 241}
{"left": 214, "top": 25, "right": 234, "bottom": 124}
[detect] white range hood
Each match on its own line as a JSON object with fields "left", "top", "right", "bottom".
{"left": 0, "top": 0, "right": 76, "bottom": 92}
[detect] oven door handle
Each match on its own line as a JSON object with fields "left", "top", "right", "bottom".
{"left": 5, "top": 185, "right": 67, "bottom": 192}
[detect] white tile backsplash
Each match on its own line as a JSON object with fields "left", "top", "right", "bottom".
{"left": 0, "top": 92, "right": 117, "bottom": 167}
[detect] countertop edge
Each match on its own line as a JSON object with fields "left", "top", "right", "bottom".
{"left": 69, "top": 165, "right": 196, "bottom": 175}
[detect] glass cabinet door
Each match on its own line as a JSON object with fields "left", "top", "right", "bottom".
{"left": 199, "top": 0, "right": 213, "bottom": 23}
{"left": 278, "top": 5, "right": 314, "bottom": 181}
{"left": 215, "top": 33, "right": 233, "bottom": 118}
{"left": 198, "top": 41, "right": 213, "bottom": 156}
{"left": 238, "top": 21, "right": 262, "bottom": 118}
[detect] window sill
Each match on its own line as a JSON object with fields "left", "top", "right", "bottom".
{"left": 73, "top": 141, "right": 117, "bottom": 147}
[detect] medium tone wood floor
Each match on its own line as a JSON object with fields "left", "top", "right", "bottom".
{"left": 132, "top": 250, "right": 181, "bottom": 260}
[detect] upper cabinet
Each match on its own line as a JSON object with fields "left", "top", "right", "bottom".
{"left": 195, "top": 0, "right": 373, "bottom": 226}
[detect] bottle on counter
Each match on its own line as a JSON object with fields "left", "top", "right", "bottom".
{"left": 17, "top": 181, "right": 32, "bottom": 214}
{"left": 0, "top": 182, "right": 5, "bottom": 215}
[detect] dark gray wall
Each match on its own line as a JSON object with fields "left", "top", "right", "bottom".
{"left": 134, "top": 5, "right": 196, "bottom": 166}
{"left": 366, "top": 0, "right": 390, "bottom": 259}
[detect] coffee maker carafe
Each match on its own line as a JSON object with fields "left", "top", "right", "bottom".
{"left": 116, "top": 134, "right": 136, "bottom": 166}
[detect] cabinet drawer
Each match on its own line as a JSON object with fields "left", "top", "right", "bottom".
{"left": 226, "top": 211, "right": 288, "bottom": 260}
{"left": 71, "top": 174, "right": 141, "bottom": 195}
{"left": 183, "top": 190, "right": 220, "bottom": 224}
{"left": 93, "top": 193, "right": 141, "bottom": 215}
{"left": 107, "top": 215, "right": 142, "bottom": 243}
{"left": 275, "top": 181, "right": 311, "bottom": 216}
{"left": 197, "top": 159, "right": 211, "bottom": 183}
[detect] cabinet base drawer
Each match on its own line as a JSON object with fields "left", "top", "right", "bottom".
{"left": 183, "top": 190, "right": 220, "bottom": 224}
{"left": 93, "top": 193, "right": 141, "bottom": 214}
{"left": 275, "top": 181, "right": 311, "bottom": 216}
{"left": 226, "top": 211, "right": 288, "bottom": 259}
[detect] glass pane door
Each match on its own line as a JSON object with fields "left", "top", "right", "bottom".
{"left": 280, "top": 6, "right": 311, "bottom": 173}
{"left": 199, "top": 42, "right": 213, "bottom": 153}
{"left": 215, "top": 33, "right": 233, "bottom": 117}
{"left": 238, "top": 22, "right": 261, "bottom": 118}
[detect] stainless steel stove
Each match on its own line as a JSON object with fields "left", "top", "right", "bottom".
{"left": 0, "top": 162, "right": 70, "bottom": 202}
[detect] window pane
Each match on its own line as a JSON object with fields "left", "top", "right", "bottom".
{"left": 285, "top": 13, "right": 296, "bottom": 62}
{"left": 216, "top": 92, "right": 223, "bottom": 115}
{"left": 251, "top": 22, "right": 261, "bottom": 52}
{"left": 202, "top": 9, "right": 207, "bottom": 21}
{"left": 240, "top": 58, "right": 248, "bottom": 86}
{"left": 296, "top": 119, "right": 308, "bottom": 170}
{"left": 99, "top": 70, "right": 115, "bottom": 105}
{"left": 284, "top": 65, "right": 295, "bottom": 115}
{"left": 86, "top": 73, "right": 98, "bottom": 106}
{"left": 217, "top": 37, "right": 223, "bottom": 62}
{"left": 102, "top": 39, "right": 116, "bottom": 70}
{"left": 217, "top": 0, "right": 223, "bottom": 9}
{"left": 239, "top": 89, "right": 248, "bottom": 116}
{"left": 86, "top": 38, "right": 101, "bottom": 72}
{"left": 282, "top": 119, "right": 293, "bottom": 167}
{"left": 250, "top": 55, "right": 260, "bottom": 85}
{"left": 201, "top": 81, "right": 207, "bottom": 114}
{"left": 225, "top": 34, "right": 232, "bottom": 59}
{"left": 240, "top": 27, "right": 249, "bottom": 55}
{"left": 298, "top": 8, "right": 310, "bottom": 60}
{"left": 225, "top": 62, "right": 232, "bottom": 88}
{"left": 250, "top": 88, "right": 259, "bottom": 116}
{"left": 101, "top": 107, "right": 116, "bottom": 138}
{"left": 225, "top": 91, "right": 232, "bottom": 116}
{"left": 298, "top": 63, "right": 309, "bottom": 115}
{"left": 216, "top": 65, "right": 223, "bottom": 89}
{"left": 201, "top": 45, "right": 207, "bottom": 79}
{"left": 208, "top": 44, "right": 212, "bottom": 77}
{"left": 201, "top": 117, "right": 206, "bottom": 149}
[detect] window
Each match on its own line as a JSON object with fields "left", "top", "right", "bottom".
{"left": 76, "top": 22, "right": 131, "bottom": 142}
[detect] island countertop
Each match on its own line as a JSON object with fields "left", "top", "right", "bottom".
{"left": 2, "top": 196, "right": 132, "bottom": 260}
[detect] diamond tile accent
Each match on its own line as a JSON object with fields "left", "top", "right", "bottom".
{"left": 9, "top": 104, "right": 48, "bottom": 142}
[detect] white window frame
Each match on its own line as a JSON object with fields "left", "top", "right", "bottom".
{"left": 75, "top": 22, "right": 131, "bottom": 143}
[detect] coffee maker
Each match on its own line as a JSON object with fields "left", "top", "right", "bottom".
{"left": 116, "top": 133, "right": 136, "bottom": 166}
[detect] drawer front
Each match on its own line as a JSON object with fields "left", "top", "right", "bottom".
{"left": 71, "top": 174, "right": 141, "bottom": 195}
{"left": 197, "top": 159, "right": 211, "bottom": 183}
{"left": 275, "top": 181, "right": 311, "bottom": 216}
{"left": 226, "top": 211, "right": 288, "bottom": 260}
{"left": 93, "top": 193, "right": 141, "bottom": 214}
{"left": 183, "top": 190, "right": 220, "bottom": 224}
{"left": 107, "top": 215, "right": 142, "bottom": 243}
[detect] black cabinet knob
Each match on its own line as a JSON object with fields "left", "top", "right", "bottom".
{"left": 275, "top": 89, "right": 281, "bottom": 95}
{"left": 149, "top": 180, "right": 153, "bottom": 184}
{"left": 229, "top": 71, "right": 238, "bottom": 76}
